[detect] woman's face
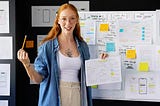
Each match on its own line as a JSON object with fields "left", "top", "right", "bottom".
{"left": 58, "top": 8, "right": 78, "bottom": 35}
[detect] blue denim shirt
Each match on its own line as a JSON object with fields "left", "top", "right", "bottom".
{"left": 34, "top": 37, "right": 93, "bottom": 106}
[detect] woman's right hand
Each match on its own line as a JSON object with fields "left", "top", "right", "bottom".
{"left": 17, "top": 49, "right": 30, "bottom": 65}
{"left": 17, "top": 49, "right": 43, "bottom": 84}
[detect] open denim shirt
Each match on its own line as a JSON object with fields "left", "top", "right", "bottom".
{"left": 34, "top": 37, "right": 93, "bottom": 106}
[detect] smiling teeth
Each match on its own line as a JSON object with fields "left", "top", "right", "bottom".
{"left": 65, "top": 27, "right": 71, "bottom": 30}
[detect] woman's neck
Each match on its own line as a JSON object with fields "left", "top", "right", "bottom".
{"left": 58, "top": 33, "right": 74, "bottom": 43}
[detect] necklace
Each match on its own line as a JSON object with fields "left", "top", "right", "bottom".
{"left": 65, "top": 48, "right": 73, "bottom": 57}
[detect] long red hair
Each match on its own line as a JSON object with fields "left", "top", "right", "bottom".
{"left": 40, "top": 3, "right": 83, "bottom": 45}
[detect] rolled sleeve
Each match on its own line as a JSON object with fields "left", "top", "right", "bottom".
{"left": 34, "top": 45, "right": 48, "bottom": 79}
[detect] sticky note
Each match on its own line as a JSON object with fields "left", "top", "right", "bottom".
{"left": 26, "top": 40, "right": 34, "bottom": 48}
{"left": 91, "top": 85, "right": 98, "bottom": 89}
{"left": 106, "top": 42, "right": 115, "bottom": 52}
{"left": 119, "top": 28, "right": 124, "bottom": 32}
{"left": 110, "top": 72, "right": 115, "bottom": 76}
{"left": 80, "top": 22, "right": 85, "bottom": 26}
{"left": 100, "top": 24, "right": 109, "bottom": 32}
{"left": 158, "top": 50, "right": 160, "bottom": 54}
{"left": 85, "top": 38, "right": 90, "bottom": 43}
{"left": 138, "top": 62, "right": 149, "bottom": 72}
{"left": 126, "top": 49, "right": 136, "bottom": 59}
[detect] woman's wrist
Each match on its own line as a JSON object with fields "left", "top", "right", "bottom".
{"left": 23, "top": 62, "right": 31, "bottom": 68}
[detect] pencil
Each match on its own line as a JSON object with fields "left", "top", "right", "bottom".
{"left": 21, "top": 35, "right": 27, "bottom": 49}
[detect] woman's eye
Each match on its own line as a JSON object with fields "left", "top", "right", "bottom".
{"left": 71, "top": 17, "right": 76, "bottom": 20}
{"left": 62, "top": 18, "right": 66, "bottom": 21}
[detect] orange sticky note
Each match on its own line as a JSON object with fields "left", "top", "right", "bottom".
{"left": 100, "top": 24, "right": 109, "bottom": 32}
{"left": 138, "top": 62, "right": 149, "bottom": 72}
{"left": 26, "top": 40, "right": 34, "bottom": 48}
{"left": 126, "top": 49, "right": 136, "bottom": 59}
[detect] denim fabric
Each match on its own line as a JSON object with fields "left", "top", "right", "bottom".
{"left": 34, "top": 37, "right": 92, "bottom": 106}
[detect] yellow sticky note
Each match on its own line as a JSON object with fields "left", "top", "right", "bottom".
{"left": 138, "top": 62, "right": 149, "bottom": 72}
{"left": 100, "top": 24, "right": 109, "bottom": 32}
{"left": 26, "top": 40, "right": 34, "bottom": 48}
{"left": 85, "top": 38, "right": 90, "bottom": 43}
{"left": 91, "top": 85, "right": 98, "bottom": 89}
{"left": 80, "top": 22, "right": 85, "bottom": 26}
{"left": 126, "top": 49, "right": 136, "bottom": 59}
{"left": 110, "top": 72, "right": 115, "bottom": 76}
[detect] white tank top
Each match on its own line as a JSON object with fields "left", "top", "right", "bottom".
{"left": 58, "top": 51, "right": 81, "bottom": 82}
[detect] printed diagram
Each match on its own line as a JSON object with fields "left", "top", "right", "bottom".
{"left": 138, "top": 78, "right": 147, "bottom": 94}
{"left": 0, "top": 71, "right": 7, "bottom": 87}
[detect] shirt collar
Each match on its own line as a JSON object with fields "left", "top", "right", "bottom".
{"left": 52, "top": 36, "right": 80, "bottom": 52}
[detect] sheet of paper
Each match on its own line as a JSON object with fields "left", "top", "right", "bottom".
{"left": 0, "top": 1, "right": 9, "bottom": 33}
{"left": 119, "top": 19, "right": 153, "bottom": 44}
{"left": 154, "top": 45, "right": 160, "bottom": 71}
{"left": 156, "top": 10, "right": 160, "bottom": 45}
{"left": 69, "top": 1, "right": 89, "bottom": 11}
{"left": 37, "top": 35, "right": 46, "bottom": 49}
{"left": 0, "top": 100, "right": 8, "bottom": 106}
{"left": 85, "top": 55, "right": 122, "bottom": 86}
{"left": 0, "top": 37, "right": 12, "bottom": 59}
{"left": 136, "top": 45, "right": 154, "bottom": 71}
{"left": 125, "top": 71, "right": 160, "bottom": 100}
{"left": 80, "top": 20, "right": 96, "bottom": 45}
{"left": 32, "top": 6, "right": 59, "bottom": 27}
{"left": 96, "top": 21, "right": 119, "bottom": 55}
{"left": 0, "top": 64, "right": 10, "bottom": 96}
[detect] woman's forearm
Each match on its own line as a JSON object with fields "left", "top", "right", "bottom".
{"left": 23, "top": 63, "right": 43, "bottom": 84}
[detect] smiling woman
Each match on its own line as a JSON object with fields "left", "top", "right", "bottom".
{"left": 17, "top": 3, "right": 92, "bottom": 106}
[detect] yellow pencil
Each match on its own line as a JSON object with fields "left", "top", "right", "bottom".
{"left": 21, "top": 35, "right": 27, "bottom": 49}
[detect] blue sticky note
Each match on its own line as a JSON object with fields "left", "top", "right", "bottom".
{"left": 141, "top": 37, "right": 145, "bottom": 40}
{"left": 106, "top": 42, "right": 115, "bottom": 52}
{"left": 142, "top": 27, "right": 145, "bottom": 30}
{"left": 119, "top": 28, "right": 124, "bottom": 32}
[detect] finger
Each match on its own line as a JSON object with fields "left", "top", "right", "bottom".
{"left": 25, "top": 52, "right": 28, "bottom": 58}
{"left": 17, "top": 49, "right": 27, "bottom": 60}
{"left": 100, "top": 53, "right": 104, "bottom": 59}
{"left": 101, "top": 53, "right": 104, "bottom": 59}
{"left": 17, "top": 50, "right": 22, "bottom": 59}
{"left": 102, "top": 53, "right": 106, "bottom": 59}
{"left": 101, "top": 53, "right": 108, "bottom": 59}
{"left": 22, "top": 51, "right": 25, "bottom": 59}
{"left": 104, "top": 53, "right": 108, "bottom": 58}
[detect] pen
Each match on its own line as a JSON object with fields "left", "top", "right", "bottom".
{"left": 21, "top": 35, "right": 27, "bottom": 49}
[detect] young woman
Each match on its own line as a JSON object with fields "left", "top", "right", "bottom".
{"left": 17, "top": 3, "right": 108, "bottom": 106}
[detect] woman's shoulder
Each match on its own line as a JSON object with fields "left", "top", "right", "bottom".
{"left": 38, "top": 38, "right": 58, "bottom": 52}
{"left": 77, "top": 39, "right": 88, "bottom": 47}
{"left": 40, "top": 38, "right": 58, "bottom": 47}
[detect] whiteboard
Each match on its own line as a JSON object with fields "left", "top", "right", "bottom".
{"left": 79, "top": 11, "right": 160, "bottom": 102}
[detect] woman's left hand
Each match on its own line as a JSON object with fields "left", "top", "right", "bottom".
{"left": 99, "top": 53, "right": 108, "bottom": 59}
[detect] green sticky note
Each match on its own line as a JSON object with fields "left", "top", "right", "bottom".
{"left": 91, "top": 85, "right": 98, "bottom": 89}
